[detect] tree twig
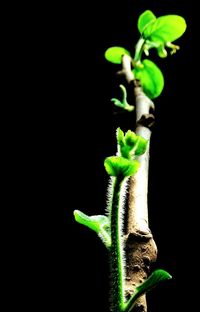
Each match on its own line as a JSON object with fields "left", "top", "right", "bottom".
{"left": 120, "top": 55, "right": 158, "bottom": 312}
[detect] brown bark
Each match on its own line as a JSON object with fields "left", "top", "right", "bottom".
{"left": 120, "top": 56, "right": 158, "bottom": 312}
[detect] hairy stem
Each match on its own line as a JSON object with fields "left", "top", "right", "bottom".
{"left": 109, "top": 176, "right": 126, "bottom": 312}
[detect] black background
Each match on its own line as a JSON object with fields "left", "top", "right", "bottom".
{"left": 8, "top": 1, "right": 194, "bottom": 311}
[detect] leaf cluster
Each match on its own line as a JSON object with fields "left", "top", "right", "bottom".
{"left": 105, "top": 10, "right": 186, "bottom": 98}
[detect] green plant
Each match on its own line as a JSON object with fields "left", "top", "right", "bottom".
{"left": 73, "top": 10, "right": 186, "bottom": 312}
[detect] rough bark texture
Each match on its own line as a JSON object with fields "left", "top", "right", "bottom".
{"left": 119, "top": 55, "right": 158, "bottom": 312}
{"left": 125, "top": 231, "right": 157, "bottom": 311}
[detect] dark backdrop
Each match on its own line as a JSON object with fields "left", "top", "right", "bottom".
{"left": 11, "top": 1, "right": 194, "bottom": 311}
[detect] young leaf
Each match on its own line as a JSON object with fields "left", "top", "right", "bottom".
{"left": 133, "top": 59, "right": 164, "bottom": 99}
{"left": 105, "top": 47, "right": 131, "bottom": 64}
{"left": 120, "top": 130, "right": 137, "bottom": 159}
{"left": 124, "top": 132, "right": 148, "bottom": 157}
{"left": 116, "top": 127, "right": 125, "bottom": 148}
{"left": 117, "top": 129, "right": 136, "bottom": 159}
{"left": 136, "top": 269, "right": 172, "bottom": 294}
{"left": 124, "top": 130, "right": 137, "bottom": 147}
{"left": 138, "top": 10, "right": 156, "bottom": 34}
{"left": 74, "top": 210, "right": 111, "bottom": 248}
{"left": 134, "top": 136, "right": 148, "bottom": 156}
{"left": 125, "top": 269, "right": 172, "bottom": 312}
{"left": 111, "top": 85, "right": 134, "bottom": 111}
{"left": 104, "top": 156, "right": 140, "bottom": 177}
{"left": 117, "top": 129, "right": 148, "bottom": 159}
{"left": 143, "top": 15, "right": 186, "bottom": 43}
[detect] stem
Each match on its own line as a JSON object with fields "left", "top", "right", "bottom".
{"left": 134, "top": 37, "right": 145, "bottom": 62}
{"left": 124, "top": 269, "right": 172, "bottom": 312}
{"left": 120, "top": 56, "right": 157, "bottom": 312}
{"left": 128, "top": 84, "right": 154, "bottom": 234}
{"left": 109, "top": 176, "right": 126, "bottom": 312}
{"left": 119, "top": 55, "right": 134, "bottom": 83}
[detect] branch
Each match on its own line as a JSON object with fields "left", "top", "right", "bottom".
{"left": 120, "top": 55, "right": 158, "bottom": 312}
{"left": 117, "top": 55, "right": 134, "bottom": 84}
{"left": 128, "top": 80, "right": 155, "bottom": 235}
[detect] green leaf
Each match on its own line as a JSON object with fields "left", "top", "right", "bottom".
{"left": 116, "top": 129, "right": 147, "bottom": 159}
{"left": 136, "top": 269, "right": 172, "bottom": 294}
{"left": 116, "top": 128, "right": 125, "bottom": 147}
{"left": 117, "top": 129, "right": 136, "bottom": 159}
{"left": 74, "top": 210, "right": 107, "bottom": 233}
{"left": 138, "top": 10, "right": 156, "bottom": 34}
{"left": 125, "top": 269, "right": 172, "bottom": 312}
{"left": 74, "top": 210, "right": 111, "bottom": 248}
{"left": 104, "top": 156, "right": 140, "bottom": 177}
{"left": 105, "top": 47, "right": 131, "bottom": 64}
{"left": 120, "top": 130, "right": 137, "bottom": 159}
{"left": 143, "top": 15, "right": 187, "bottom": 43}
{"left": 124, "top": 130, "right": 137, "bottom": 147}
{"left": 134, "top": 136, "right": 148, "bottom": 156}
{"left": 124, "top": 131, "right": 148, "bottom": 156}
{"left": 133, "top": 59, "right": 164, "bottom": 99}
